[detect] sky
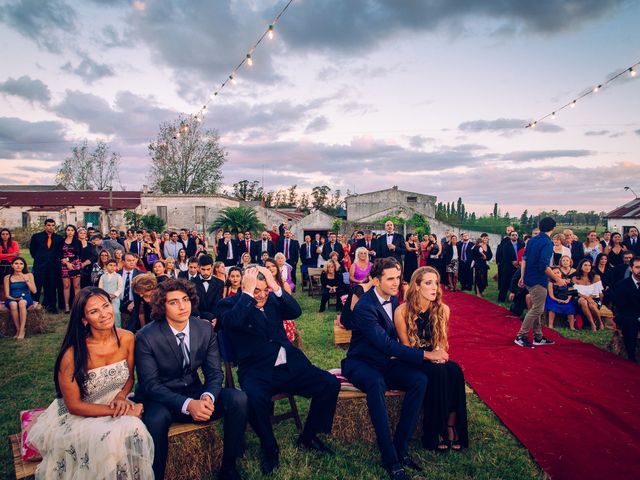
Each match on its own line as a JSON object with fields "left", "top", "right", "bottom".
{"left": 0, "top": 0, "right": 639, "bottom": 216}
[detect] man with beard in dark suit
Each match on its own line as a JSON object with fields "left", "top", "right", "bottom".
{"left": 376, "top": 221, "right": 406, "bottom": 265}
{"left": 192, "top": 254, "right": 224, "bottom": 325}
{"left": 29, "top": 218, "right": 63, "bottom": 312}
{"left": 457, "top": 232, "right": 474, "bottom": 291}
{"left": 623, "top": 226, "right": 640, "bottom": 255}
{"left": 496, "top": 230, "right": 525, "bottom": 302}
{"left": 257, "top": 231, "right": 276, "bottom": 259}
{"left": 178, "top": 257, "right": 200, "bottom": 283}
{"left": 322, "top": 232, "right": 344, "bottom": 262}
{"left": 238, "top": 230, "right": 259, "bottom": 263}
{"left": 613, "top": 256, "right": 640, "bottom": 362}
{"left": 299, "top": 234, "right": 318, "bottom": 288}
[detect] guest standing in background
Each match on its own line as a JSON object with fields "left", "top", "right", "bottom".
{"left": 29, "top": 219, "right": 63, "bottom": 313}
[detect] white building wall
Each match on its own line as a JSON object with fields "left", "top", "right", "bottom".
{"left": 139, "top": 195, "right": 240, "bottom": 232}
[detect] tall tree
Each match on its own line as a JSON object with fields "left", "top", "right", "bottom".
{"left": 149, "top": 115, "right": 225, "bottom": 194}
{"left": 287, "top": 184, "right": 298, "bottom": 206}
{"left": 56, "top": 140, "right": 121, "bottom": 190}
{"left": 492, "top": 203, "right": 499, "bottom": 219}
{"left": 311, "top": 185, "right": 330, "bottom": 209}
{"left": 208, "top": 206, "right": 266, "bottom": 235}
{"left": 231, "top": 179, "right": 263, "bottom": 201}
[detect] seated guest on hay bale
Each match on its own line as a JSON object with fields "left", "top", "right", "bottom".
{"left": 394, "top": 266, "right": 469, "bottom": 452}
{"left": 219, "top": 266, "right": 340, "bottom": 476}
{"left": 135, "top": 278, "right": 248, "bottom": 480}
{"left": 613, "top": 256, "right": 640, "bottom": 362}
{"left": 341, "top": 257, "right": 430, "bottom": 480}
{"left": 30, "top": 287, "right": 153, "bottom": 479}
{"left": 3, "top": 257, "right": 37, "bottom": 339}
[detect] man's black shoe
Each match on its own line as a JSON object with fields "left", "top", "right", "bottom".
{"left": 297, "top": 435, "right": 334, "bottom": 455}
{"left": 260, "top": 454, "right": 279, "bottom": 475}
{"left": 218, "top": 465, "right": 242, "bottom": 480}
{"left": 401, "top": 455, "right": 421, "bottom": 471}
{"left": 388, "top": 466, "right": 409, "bottom": 480}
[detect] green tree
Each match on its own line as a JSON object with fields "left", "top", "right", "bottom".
{"left": 231, "top": 180, "right": 263, "bottom": 201}
{"left": 56, "top": 140, "right": 121, "bottom": 190}
{"left": 124, "top": 211, "right": 166, "bottom": 232}
{"left": 311, "top": 185, "right": 331, "bottom": 209}
{"left": 492, "top": 203, "right": 499, "bottom": 219}
{"left": 208, "top": 207, "right": 266, "bottom": 235}
{"left": 149, "top": 115, "right": 226, "bottom": 194}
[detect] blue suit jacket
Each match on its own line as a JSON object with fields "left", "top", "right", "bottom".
{"left": 344, "top": 288, "right": 423, "bottom": 370}
{"left": 218, "top": 291, "right": 309, "bottom": 384}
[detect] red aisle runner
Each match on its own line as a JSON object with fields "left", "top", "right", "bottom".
{"left": 446, "top": 291, "right": 640, "bottom": 480}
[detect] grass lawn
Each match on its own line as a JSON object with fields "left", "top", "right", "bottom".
{"left": 0, "top": 257, "right": 555, "bottom": 480}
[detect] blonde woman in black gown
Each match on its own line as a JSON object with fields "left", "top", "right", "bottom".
{"left": 394, "top": 266, "right": 469, "bottom": 452}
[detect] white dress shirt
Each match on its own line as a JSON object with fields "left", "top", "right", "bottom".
{"left": 373, "top": 288, "right": 393, "bottom": 321}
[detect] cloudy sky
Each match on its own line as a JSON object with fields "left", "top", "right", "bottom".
{"left": 1, "top": 0, "right": 639, "bottom": 215}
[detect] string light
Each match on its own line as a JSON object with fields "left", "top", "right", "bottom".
{"left": 525, "top": 59, "right": 639, "bottom": 129}
{"left": 189, "top": 0, "right": 294, "bottom": 122}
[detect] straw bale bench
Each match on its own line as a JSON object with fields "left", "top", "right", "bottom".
{"left": 607, "top": 328, "right": 640, "bottom": 360}
{"left": 330, "top": 390, "right": 423, "bottom": 443}
{"left": 0, "top": 304, "right": 47, "bottom": 337}
{"left": 9, "top": 421, "right": 222, "bottom": 480}
{"left": 333, "top": 324, "right": 352, "bottom": 347}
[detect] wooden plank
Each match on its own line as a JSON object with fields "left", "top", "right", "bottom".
{"left": 333, "top": 325, "right": 352, "bottom": 345}
{"left": 9, "top": 433, "right": 37, "bottom": 480}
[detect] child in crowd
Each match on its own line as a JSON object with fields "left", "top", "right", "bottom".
{"left": 98, "top": 259, "right": 123, "bottom": 327}
{"left": 545, "top": 267, "right": 577, "bottom": 330}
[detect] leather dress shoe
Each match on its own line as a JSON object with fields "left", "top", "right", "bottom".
{"left": 260, "top": 455, "right": 279, "bottom": 475}
{"left": 388, "top": 467, "right": 409, "bottom": 480}
{"left": 297, "top": 435, "right": 334, "bottom": 455}
{"left": 401, "top": 455, "right": 422, "bottom": 471}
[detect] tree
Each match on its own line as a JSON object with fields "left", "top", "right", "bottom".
{"left": 56, "top": 140, "right": 121, "bottom": 190}
{"left": 208, "top": 206, "right": 266, "bottom": 235}
{"left": 124, "top": 211, "right": 166, "bottom": 232}
{"left": 231, "top": 180, "right": 263, "bottom": 201}
{"left": 299, "top": 193, "right": 310, "bottom": 212}
{"left": 311, "top": 185, "right": 331, "bottom": 209}
{"left": 149, "top": 115, "right": 226, "bottom": 194}
{"left": 287, "top": 184, "right": 298, "bottom": 206}
{"left": 492, "top": 203, "right": 499, "bottom": 219}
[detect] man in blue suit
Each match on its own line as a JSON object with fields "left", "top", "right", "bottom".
{"left": 218, "top": 266, "right": 340, "bottom": 475}
{"left": 342, "top": 257, "right": 429, "bottom": 480}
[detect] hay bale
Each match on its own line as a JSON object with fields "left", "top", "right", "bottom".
{"left": 333, "top": 324, "right": 351, "bottom": 347}
{"left": 0, "top": 304, "right": 48, "bottom": 337}
{"left": 331, "top": 391, "right": 423, "bottom": 443}
{"left": 165, "top": 422, "right": 223, "bottom": 480}
{"left": 607, "top": 329, "right": 640, "bottom": 359}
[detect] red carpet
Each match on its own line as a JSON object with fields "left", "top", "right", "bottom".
{"left": 446, "top": 291, "right": 640, "bottom": 480}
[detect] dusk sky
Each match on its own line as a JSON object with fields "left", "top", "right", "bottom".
{"left": 0, "top": 0, "right": 639, "bottom": 216}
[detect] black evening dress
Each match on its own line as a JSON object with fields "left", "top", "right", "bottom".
{"left": 416, "top": 310, "right": 469, "bottom": 450}
{"left": 403, "top": 241, "right": 419, "bottom": 283}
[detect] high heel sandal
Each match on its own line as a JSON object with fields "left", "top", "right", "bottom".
{"left": 448, "top": 425, "right": 462, "bottom": 451}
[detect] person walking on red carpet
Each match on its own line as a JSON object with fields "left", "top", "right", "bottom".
{"left": 515, "top": 217, "right": 563, "bottom": 348}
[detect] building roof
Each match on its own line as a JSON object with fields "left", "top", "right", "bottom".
{"left": 345, "top": 185, "right": 436, "bottom": 201}
{"left": 0, "top": 190, "right": 141, "bottom": 210}
{"left": 607, "top": 198, "right": 640, "bottom": 219}
{"left": 0, "top": 184, "right": 66, "bottom": 191}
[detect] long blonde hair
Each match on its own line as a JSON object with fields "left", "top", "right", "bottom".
{"left": 403, "top": 266, "right": 448, "bottom": 350}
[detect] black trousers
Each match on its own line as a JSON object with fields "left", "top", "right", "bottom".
{"left": 320, "top": 287, "right": 343, "bottom": 312}
{"left": 458, "top": 260, "right": 473, "bottom": 290}
{"left": 241, "top": 363, "right": 340, "bottom": 456}
{"left": 142, "top": 388, "right": 248, "bottom": 479}
{"left": 498, "top": 263, "right": 516, "bottom": 301}
{"left": 342, "top": 358, "right": 428, "bottom": 469}
{"left": 620, "top": 316, "right": 639, "bottom": 362}
{"left": 33, "top": 265, "right": 59, "bottom": 312}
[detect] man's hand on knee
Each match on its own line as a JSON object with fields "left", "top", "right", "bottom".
{"left": 187, "top": 399, "right": 214, "bottom": 421}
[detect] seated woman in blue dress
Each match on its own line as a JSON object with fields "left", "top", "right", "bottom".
{"left": 3, "top": 257, "right": 36, "bottom": 339}
{"left": 394, "top": 266, "right": 469, "bottom": 452}
{"left": 545, "top": 267, "right": 577, "bottom": 330}
{"left": 29, "top": 287, "right": 154, "bottom": 479}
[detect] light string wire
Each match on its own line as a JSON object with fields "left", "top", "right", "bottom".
{"left": 525, "top": 60, "right": 639, "bottom": 129}
{"left": 187, "top": 0, "right": 294, "bottom": 130}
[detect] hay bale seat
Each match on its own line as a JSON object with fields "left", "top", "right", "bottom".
{"left": 333, "top": 324, "right": 352, "bottom": 347}
{"left": 607, "top": 329, "right": 640, "bottom": 360}
{"left": 8, "top": 421, "right": 222, "bottom": 480}
{"left": 330, "top": 390, "right": 423, "bottom": 443}
{"left": 0, "top": 305, "right": 47, "bottom": 337}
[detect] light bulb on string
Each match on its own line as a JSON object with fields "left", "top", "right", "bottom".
{"left": 229, "top": 74, "right": 236, "bottom": 85}
{"left": 551, "top": 112, "right": 556, "bottom": 120}
{"left": 570, "top": 100, "right": 576, "bottom": 108}
{"left": 246, "top": 54, "right": 253, "bottom": 66}
{"left": 630, "top": 67, "right": 637, "bottom": 78}
{"left": 268, "top": 25, "right": 274, "bottom": 39}
{"left": 593, "top": 84, "right": 601, "bottom": 93}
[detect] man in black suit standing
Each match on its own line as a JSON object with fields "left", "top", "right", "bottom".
{"left": 217, "top": 231, "right": 238, "bottom": 267}
{"left": 376, "top": 221, "right": 406, "bottom": 265}
{"left": 218, "top": 266, "right": 340, "bottom": 475}
{"left": 257, "top": 231, "right": 276, "bottom": 259}
{"left": 192, "top": 255, "right": 225, "bottom": 324}
{"left": 179, "top": 228, "right": 197, "bottom": 257}
{"left": 612, "top": 251, "right": 634, "bottom": 286}
{"left": 299, "top": 234, "right": 318, "bottom": 288}
{"left": 277, "top": 229, "right": 300, "bottom": 285}
{"left": 457, "top": 232, "right": 474, "bottom": 291}
{"left": 28, "top": 218, "right": 63, "bottom": 312}
{"left": 623, "top": 226, "right": 640, "bottom": 255}
{"left": 128, "top": 230, "right": 144, "bottom": 257}
{"left": 136, "top": 278, "right": 248, "bottom": 480}
{"left": 321, "top": 232, "right": 344, "bottom": 262}
{"left": 613, "top": 256, "right": 640, "bottom": 362}
{"left": 178, "top": 256, "right": 200, "bottom": 282}
{"left": 355, "top": 231, "right": 378, "bottom": 262}
{"left": 238, "top": 230, "right": 258, "bottom": 263}
{"left": 563, "top": 228, "right": 585, "bottom": 266}
{"left": 118, "top": 252, "right": 143, "bottom": 331}
{"left": 342, "top": 258, "right": 429, "bottom": 480}
{"left": 496, "top": 230, "right": 524, "bottom": 302}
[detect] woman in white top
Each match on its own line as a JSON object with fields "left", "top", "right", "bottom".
{"left": 583, "top": 230, "right": 602, "bottom": 263}
{"left": 572, "top": 258, "right": 604, "bottom": 331}
{"left": 550, "top": 234, "right": 572, "bottom": 266}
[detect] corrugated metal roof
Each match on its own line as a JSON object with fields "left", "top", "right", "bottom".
{"left": 0, "top": 190, "right": 141, "bottom": 210}
{"left": 607, "top": 198, "right": 640, "bottom": 219}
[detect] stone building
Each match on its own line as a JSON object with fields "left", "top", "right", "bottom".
{"left": 345, "top": 186, "right": 436, "bottom": 222}
{"left": 606, "top": 198, "right": 639, "bottom": 235}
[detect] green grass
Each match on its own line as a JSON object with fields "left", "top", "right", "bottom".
{"left": 0, "top": 265, "right": 548, "bottom": 480}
